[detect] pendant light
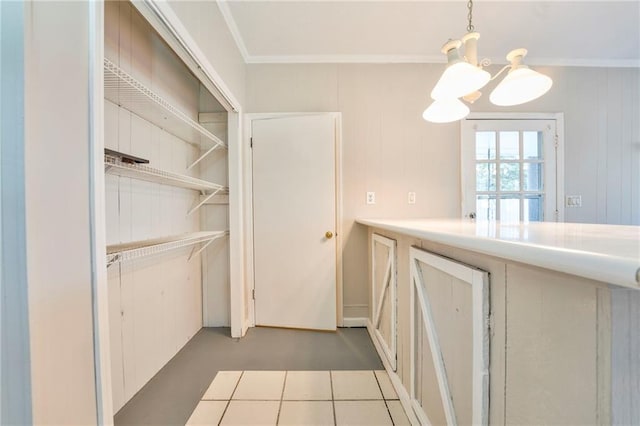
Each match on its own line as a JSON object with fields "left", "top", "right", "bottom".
{"left": 423, "top": 0, "right": 553, "bottom": 123}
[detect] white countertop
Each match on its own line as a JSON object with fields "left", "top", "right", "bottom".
{"left": 356, "top": 218, "right": 640, "bottom": 289}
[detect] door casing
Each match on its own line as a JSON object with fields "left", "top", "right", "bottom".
{"left": 244, "top": 113, "right": 344, "bottom": 329}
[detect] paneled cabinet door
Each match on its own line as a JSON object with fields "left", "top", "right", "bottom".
{"left": 409, "top": 247, "right": 490, "bottom": 426}
{"left": 371, "top": 234, "right": 397, "bottom": 370}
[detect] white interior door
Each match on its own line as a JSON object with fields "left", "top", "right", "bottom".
{"left": 252, "top": 114, "right": 337, "bottom": 331}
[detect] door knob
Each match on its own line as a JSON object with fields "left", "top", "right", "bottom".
{"left": 325, "top": 231, "right": 334, "bottom": 239}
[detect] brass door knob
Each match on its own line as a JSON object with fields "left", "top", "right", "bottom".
{"left": 325, "top": 231, "right": 334, "bottom": 239}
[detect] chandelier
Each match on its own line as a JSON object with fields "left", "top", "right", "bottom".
{"left": 423, "top": 0, "right": 553, "bottom": 123}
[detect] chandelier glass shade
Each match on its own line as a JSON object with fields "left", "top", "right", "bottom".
{"left": 430, "top": 40, "right": 491, "bottom": 100}
{"left": 489, "top": 49, "right": 553, "bottom": 106}
{"left": 422, "top": 98, "right": 470, "bottom": 123}
{"left": 423, "top": 1, "right": 553, "bottom": 123}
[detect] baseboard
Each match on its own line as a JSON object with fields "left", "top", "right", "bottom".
{"left": 366, "top": 320, "right": 421, "bottom": 426}
{"left": 341, "top": 317, "right": 368, "bottom": 327}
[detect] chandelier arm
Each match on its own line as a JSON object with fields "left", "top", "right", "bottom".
{"left": 489, "top": 65, "right": 512, "bottom": 81}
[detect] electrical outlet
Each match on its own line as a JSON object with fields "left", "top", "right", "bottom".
{"left": 408, "top": 192, "right": 416, "bottom": 204}
{"left": 366, "top": 192, "right": 376, "bottom": 205}
{"left": 566, "top": 195, "right": 582, "bottom": 207}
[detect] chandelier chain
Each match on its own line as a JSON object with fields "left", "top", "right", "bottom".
{"left": 467, "top": 0, "right": 474, "bottom": 32}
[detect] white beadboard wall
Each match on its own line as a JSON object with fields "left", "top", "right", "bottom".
{"left": 105, "top": 1, "right": 205, "bottom": 412}
{"left": 246, "top": 63, "right": 640, "bottom": 318}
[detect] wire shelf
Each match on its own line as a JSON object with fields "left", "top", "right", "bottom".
{"left": 104, "top": 58, "right": 227, "bottom": 151}
{"left": 105, "top": 154, "right": 228, "bottom": 194}
{"left": 107, "top": 231, "right": 229, "bottom": 267}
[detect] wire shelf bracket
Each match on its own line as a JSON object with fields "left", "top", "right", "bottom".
{"left": 106, "top": 231, "right": 229, "bottom": 267}
{"left": 104, "top": 58, "right": 227, "bottom": 151}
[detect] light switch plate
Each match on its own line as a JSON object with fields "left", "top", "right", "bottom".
{"left": 408, "top": 192, "right": 416, "bottom": 204}
{"left": 566, "top": 195, "right": 582, "bottom": 207}
{"left": 366, "top": 192, "right": 376, "bottom": 205}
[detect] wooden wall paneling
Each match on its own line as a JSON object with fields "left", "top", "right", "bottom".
{"left": 119, "top": 260, "right": 135, "bottom": 402}
{"left": 418, "top": 315, "right": 447, "bottom": 426}
{"left": 596, "top": 69, "right": 609, "bottom": 223}
{"left": 117, "top": 1, "right": 132, "bottom": 73}
{"left": 107, "top": 265, "right": 125, "bottom": 412}
{"left": 630, "top": 70, "right": 640, "bottom": 225}
{"left": 611, "top": 289, "right": 640, "bottom": 425}
{"left": 596, "top": 287, "right": 611, "bottom": 425}
{"left": 130, "top": 115, "right": 154, "bottom": 242}
{"left": 505, "top": 263, "right": 604, "bottom": 425}
{"left": 606, "top": 69, "right": 623, "bottom": 224}
{"left": 104, "top": 0, "right": 119, "bottom": 61}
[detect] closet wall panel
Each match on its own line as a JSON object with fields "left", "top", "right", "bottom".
{"left": 105, "top": 0, "right": 209, "bottom": 412}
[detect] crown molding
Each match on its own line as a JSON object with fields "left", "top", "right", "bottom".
{"left": 245, "top": 54, "right": 640, "bottom": 68}
{"left": 216, "top": 0, "right": 250, "bottom": 63}
{"left": 246, "top": 54, "right": 446, "bottom": 64}
{"left": 215, "top": 1, "right": 639, "bottom": 68}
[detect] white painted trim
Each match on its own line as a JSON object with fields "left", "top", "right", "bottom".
{"left": 228, "top": 111, "right": 247, "bottom": 338}
{"left": 88, "top": 1, "right": 114, "bottom": 423}
{"left": 466, "top": 112, "right": 562, "bottom": 120}
{"left": 244, "top": 113, "right": 344, "bottom": 331}
{"left": 366, "top": 320, "right": 420, "bottom": 426}
{"left": 247, "top": 54, "right": 446, "bottom": 64}
{"left": 409, "top": 246, "right": 490, "bottom": 426}
{"left": 342, "top": 317, "right": 369, "bottom": 327}
{"left": 555, "top": 113, "right": 566, "bottom": 222}
{"left": 371, "top": 233, "right": 397, "bottom": 371}
{"left": 132, "top": 0, "right": 242, "bottom": 111}
{"left": 244, "top": 54, "right": 639, "bottom": 68}
{"left": 335, "top": 114, "right": 344, "bottom": 327}
{"left": 461, "top": 112, "right": 565, "bottom": 222}
{"left": 0, "top": 1, "right": 32, "bottom": 423}
{"left": 215, "top": 0, "right": 250, "bottom": 63}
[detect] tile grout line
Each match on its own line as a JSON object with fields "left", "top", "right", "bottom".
{"left": 275, "top": 371, "right": 288, "bottom": 425}
{"left": 373, "top": 370, "right": 396, "bottom": 425}
{"left": 217, "top": 371, "right": 244, "bottom": 426}
{"left": 330, "top": 371, "right": 337, "bottom": 426}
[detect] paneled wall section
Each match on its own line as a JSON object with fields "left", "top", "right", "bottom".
{"left": 104, "top": 1, "right": 205, "bottom": 412}
{"left": 246, "top": 63, "right": 640, "bottom": 318}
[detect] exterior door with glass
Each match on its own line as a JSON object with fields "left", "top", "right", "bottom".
{"left": 461, "top": 119, "right": 559, "bottom": 223}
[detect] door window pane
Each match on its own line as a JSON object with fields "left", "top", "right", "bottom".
{"left": 476, "top": 163, "right": 496, "bottom": 191}
{"left": 524, "top": 195, "right": 544, "bottom": 222}
{"left": 476, "top": 132, "right": 496, "bottom": 160}
{"left": 476, "top": 195, "right": 496, "bottom": 221}
{"left": 499, "top": 163, "right": 520, "bottom": 191}
{"left": 523, "top": 163, "right": 543, "bottom": 191}
{"left": 499, "top": 132, "right": 520, "bottom": 159}
{"left": 499, "top": 196, "right": 520, "bottom": 223}
{"left": 523, "top": 131, "right": 543, "bottom": 159}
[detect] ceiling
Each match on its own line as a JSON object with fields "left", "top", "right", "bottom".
{"left": 218, "top": 1, "right": 640, "bottom": 66}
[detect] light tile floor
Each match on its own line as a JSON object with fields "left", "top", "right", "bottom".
{"left": 186, "top": 370, "right": 411, "bottom": 425}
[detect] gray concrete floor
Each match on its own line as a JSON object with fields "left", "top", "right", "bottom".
{"left": 114, "top": 327, "right": 383, "bottom": 425}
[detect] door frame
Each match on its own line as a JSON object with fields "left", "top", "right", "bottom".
{"left": 244, "top": 113, "right": 344, "bottom": 329}
{"left": 460, "top": 112, "right": 565, "bottom": 222}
